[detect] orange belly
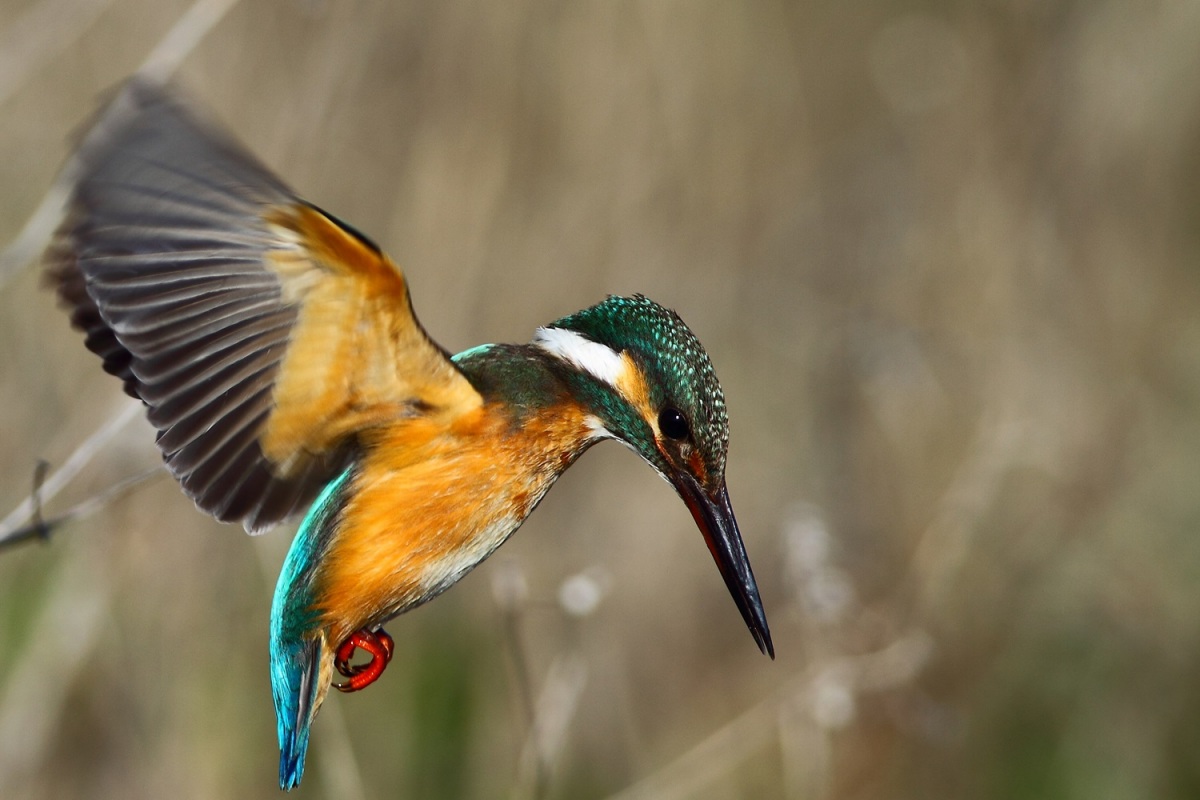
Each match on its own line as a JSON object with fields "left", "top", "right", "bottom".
{"left": 314, "top": 401, "right": 592, "bottom": 643}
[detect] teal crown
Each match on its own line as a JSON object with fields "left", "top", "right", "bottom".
{"left": 549, "top": 295, "right": 730, "bottom": 481}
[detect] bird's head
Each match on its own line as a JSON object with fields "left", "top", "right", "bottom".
{"left": 533, "top": 295, "right": 773, "bottom": 657}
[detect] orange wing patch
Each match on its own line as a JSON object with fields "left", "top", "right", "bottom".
{"left": 260, "top": 204, "right": 482, "bottom": 475}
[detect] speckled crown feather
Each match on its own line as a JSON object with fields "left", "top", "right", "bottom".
{"left": 548, "top": 294, "right": 730, "bottom": 476}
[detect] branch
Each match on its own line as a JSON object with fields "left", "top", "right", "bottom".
{"left": 0, "top": 465, "right": 163, "bottom": 553}
{"left": 0, "top": 401, "right": 143, "bottom": 545}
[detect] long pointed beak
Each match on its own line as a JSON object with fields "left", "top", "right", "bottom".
{"left": 674, "top": 473, "right": 774, "bottom": 658}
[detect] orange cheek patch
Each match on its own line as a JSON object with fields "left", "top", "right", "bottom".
{"left": 617, "top": 352, "right": 657, "bottom": 425}
{"left": 686, "top": 449, "right": 709, "bottom": 486}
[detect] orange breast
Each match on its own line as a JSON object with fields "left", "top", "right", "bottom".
{"left": 315, "top": 400, "right": 594, "bottom": 643}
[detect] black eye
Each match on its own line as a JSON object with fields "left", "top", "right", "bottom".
{"left": 658, "top": 407, "right": 690, "bottom": 441}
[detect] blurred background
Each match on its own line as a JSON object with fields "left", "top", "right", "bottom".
{"left": 2, "top": 1, "right": 1199, "bottom": 798}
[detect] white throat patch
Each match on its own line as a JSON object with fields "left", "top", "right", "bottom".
{"left": 532, "top": 327, "right": 627, "bottom": 388}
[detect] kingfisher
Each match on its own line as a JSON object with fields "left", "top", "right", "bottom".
{"left": 45, "top": 79, "right": 773, "bottom": 790}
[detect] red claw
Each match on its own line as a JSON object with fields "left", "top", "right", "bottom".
{"left": 333, "top": 628, "right": 395, "bottom": 692}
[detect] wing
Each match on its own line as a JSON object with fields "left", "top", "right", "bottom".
{"left": 45, "top": 79, "right": 482, "bottom": 533}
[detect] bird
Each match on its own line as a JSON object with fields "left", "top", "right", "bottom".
{"left": 45, "top": 79, "right": 773, "bottom": 790}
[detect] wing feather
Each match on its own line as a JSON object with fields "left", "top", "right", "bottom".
{"left": 47, "top": 79, "right": 481, "bottom": 532}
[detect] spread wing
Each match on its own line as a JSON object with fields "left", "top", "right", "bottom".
{"left": 46, "top": 79, "right": 482, "bottom": 533}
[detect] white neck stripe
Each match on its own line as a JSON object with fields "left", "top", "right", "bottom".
{"left": 532, "top": 327, "right": 626, "bottom": 388}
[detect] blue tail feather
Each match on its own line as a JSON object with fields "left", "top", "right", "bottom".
{"left": 269, "top": 469, "right": 352, "bottom": 790}
{"left": 273, "top": 637, "right": 321, "bottom": 790}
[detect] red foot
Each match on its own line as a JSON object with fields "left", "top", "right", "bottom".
{"left": 333, "top": 628, "right": 394, "bottom": 692}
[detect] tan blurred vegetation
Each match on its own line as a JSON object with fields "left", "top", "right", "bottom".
{"left": 2, "top": 1, "right": 1200, "bottom": 798}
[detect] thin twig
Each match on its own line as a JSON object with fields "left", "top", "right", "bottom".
{"left": 492, "top": 559, "right": 538, "bottom": 729}
{"left": 514, "top": 653, "right": 588, "bottom": 800}
{"left": 0, "top": 401, "right": 143, "bottom": 539}
{"left": 136, "top": 0, "right": 244, "bottom": 85}
{"left": 0, "top": 178, "right": 73, "bottom": 291}
{"left": 30, "top": 460, "right": 50, "bottom": 541}
{"left": 0, "top": 466, "right": 164, "bottom": 553}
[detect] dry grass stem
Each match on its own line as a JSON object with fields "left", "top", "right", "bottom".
{"left": 514, "top": 653, "right": 588, "bottom": 800}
